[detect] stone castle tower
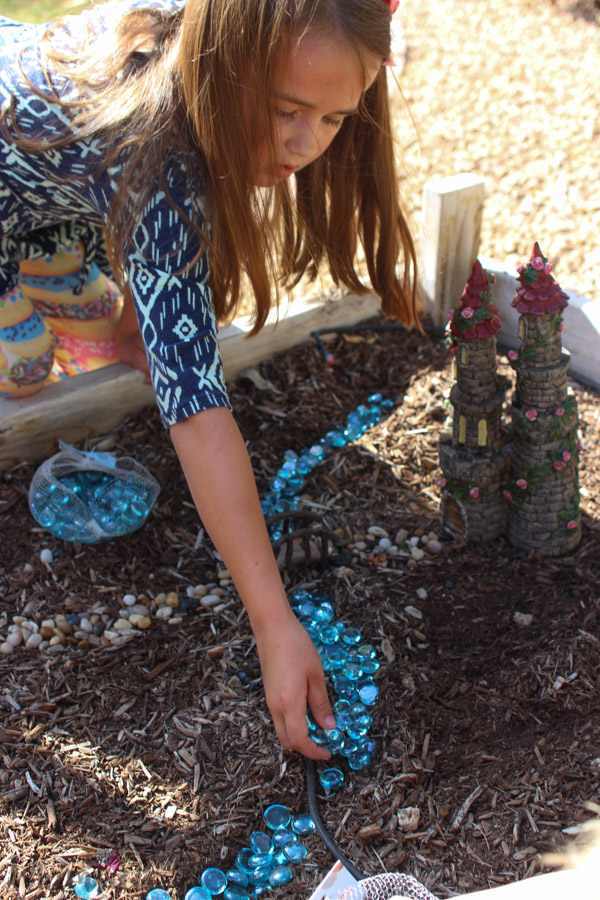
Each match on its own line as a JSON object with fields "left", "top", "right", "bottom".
{"left": 505, "top": 243, "right": 581, "bottom": 556}
{"left": 438, "top": 260, "right": 512, "bottom": 542}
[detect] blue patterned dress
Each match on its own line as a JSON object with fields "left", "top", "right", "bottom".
{"left": 0, "top": 1, "right": 230, "bottom": 425}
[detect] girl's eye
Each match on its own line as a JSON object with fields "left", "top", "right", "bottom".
{"left": 276, "top": 109, "right": 297, "bottom": 120}
{"left": 324, "top": 116, "right": 343, "bottom": 128}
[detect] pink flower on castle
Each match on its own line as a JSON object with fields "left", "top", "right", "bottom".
{"left": 516, "top": 479, "right": 528, "bottom": 489}
{"left": 562, "top": 450, "right": 571, "bottom": 462}
{"left": 532, "top": 256, "right": 545, "bottom": 270}
{"left": 553, "top": 460, "right": 566, "bottom": 470}
{"left": 567, "top": 520, "right": 577, "bottom": 531}
{"left": 503, "top": 490, "right": 513, "bottom": 502}
{"left": 544, "top": 263, "right": 552, "bottom": 274}
{"left": 461, "top": 306, "right": 474, "bottom": 319}
{"left": 508, "top": 350, "right": 518, "bottom": 361}
{"left": 469, "top": 487, "right": 480, "bottom": 499}
{"left": 555, "top": 407, "right": 565, "bottom": 416}
{"left": 435, "top": 477, "right": 447, "bottom": 488}
{"left": 525, "top": 409, "right": 538, "bottom": 421}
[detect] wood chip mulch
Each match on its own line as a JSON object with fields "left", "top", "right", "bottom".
{"left": 1, "top": 323, "right": 599, "bottom": 900}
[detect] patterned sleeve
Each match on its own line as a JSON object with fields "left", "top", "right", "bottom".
{"left": 125, "top": 156, "right": 231, "bottom": 428}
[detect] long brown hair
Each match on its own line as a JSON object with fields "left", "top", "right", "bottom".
{"left": 2, "top": 0, "right": 418, "bottom": 333}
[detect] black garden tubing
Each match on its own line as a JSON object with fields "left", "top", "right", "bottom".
{"left": 304, "top": 758, "right": 366, "bottom": 882}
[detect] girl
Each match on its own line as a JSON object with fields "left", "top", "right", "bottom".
{"left": 0, "top": 0, "right": 418, "bottom": 758}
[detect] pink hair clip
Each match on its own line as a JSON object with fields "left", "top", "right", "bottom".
{"left": 382, "top": 0, "right": 398, "bottom": 66}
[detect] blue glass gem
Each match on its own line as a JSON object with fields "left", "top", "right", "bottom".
{"left": 347, "top": 750, "right": 372, "bottom": 771}
{"left": 146, "top": 892, "right": 171, "bottom": 900}
{"left": 235, "top": 849, "right": 255, "bottom": 876}
{"left": 271, "top": 827, "right": 295, "bottom": 847}
{"left": 200, "top": 868, "right": 227, "bottom": 895}
{"left": 250, "top": 831, "right": 273, "bottom": 855}
{"left": 185, "top": 889, "right": 212, "bottom": 900}
{"left": 291, "top": 814, "right": 316, "bottom": 837}
{"left": 272, "top": 849, "right": 288, "bottom": 866}
{"left": 225, "top": 871, "right": 248, "bottom": 888}
{"left": 283, "top": 840, "right": 308, "bottom": 864}
{"left": 248, "top": 853, "right": 271, "bottom": 870}
{"left": 317, "top": 624, "right": 339, "bottom": 645}
{"left": 268, "top": 865, "right": 294, "bottom": 887}
{"left": 247, "top": 864, "right": 271, "bottom": 886}
{"left": 358, "top": 682, "right": 379, "bottom": 705}
{"left": 319, "top": 767, "right": 345, "bottom": 792}
{"left": 341, "top": 627, "right": 362, "bottom": 646}
{"left": 74, "top": 875, "right": 99, "bottom": 900}
{"left": 223, "top": 887, "right": 251, "bottom": 900}
{"left": 314, "top": 601, "right": 335, "bottom": 623}
{"left": 308, "top": 444, "right": 325, "bottom": 461}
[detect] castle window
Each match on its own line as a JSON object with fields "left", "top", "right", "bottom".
{"left": 459, "top": 345, "right": 467, "bottom": 366}
{"left": 458, "top": 415, "right": 466, "bottom": 443}
{"left": 477, "top": 418, "right": 488, "bottom": 446}
{"left": 519, "top": 319, "right": 525, "bottom": 341}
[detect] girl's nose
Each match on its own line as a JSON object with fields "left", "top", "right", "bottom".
{"left": 286, "top": 121, "right": 320, "bottom": 161}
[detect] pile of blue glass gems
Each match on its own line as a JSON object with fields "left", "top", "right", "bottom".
{"left": 73, "top": 802, "right": 345, "bottom": 900}
{"left": 260, "top": 393, "right": 394, "bottom": 535}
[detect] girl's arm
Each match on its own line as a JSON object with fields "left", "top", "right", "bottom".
{"left": 170, "top": 406, "right": 336, "bottom": 759}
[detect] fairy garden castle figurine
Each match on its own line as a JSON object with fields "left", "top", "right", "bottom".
{"left": 438, "top": 259, "right": 512, "bottom": 542}
{"left": 437, "top": 244, "right": 581, "bottom": 556}
{"left": 505, "top": 243, "right": 581, "bottom": 556}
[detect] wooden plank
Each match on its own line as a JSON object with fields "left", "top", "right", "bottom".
{"left": 0, "top": 290, "right": 380, "bottom": 470}
{"left": 420, "top": 173, "right": 486, "bottom": 329}
{"left": 480, "top": 254, "right": 600, "bottom": 391}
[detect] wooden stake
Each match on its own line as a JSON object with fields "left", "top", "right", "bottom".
{"left": 420, "top": 173, "right": 486, "bottom": 328}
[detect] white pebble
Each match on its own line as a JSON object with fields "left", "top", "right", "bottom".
{"left": 23, "top": 563, "right": 33, "bottom": 575}
{"left": 193, "top": 584, "right": 208, "bottom": 598}
{"left": 416, "top": 588, "right": 428, "bottom": 601}
{"left": 118, "top": 609, "right": 132, "bottom": 620}
{"left": 0, "top": 642, "right": 15, "bottom": 655}
{"left": 129, "top": 604, "right": 149, "bottom": 616}
{"left": 200, "top": 594, "right": 222, "bottom": 608}
{"left": 409, "top": 536, "right": 420, "bottom": 548}
{"left": 354, "top": 541, "right": 367, "bottom": 551}
{"left": 40, "top": 548, "right": 53, "bottom": 564}
{"left": 395, "top": 528, "right": 409, "bottom": 545}
{"left": 167, "top": 616, "right": 184, "bottom": 625}
{"left": 12, "top": 616, "right": 25, "bottom": 626}
{"left": 7, "top": 632, "right": 23, "bottom": 647}
{"left": 428, "top": 531, "right": 439, "bottom": 542}
{"left": 113, "top": 618, "right": 132, "bottom": 631}
{"left": 8, "top": 623, "right": 21, "bottom": 633}
{"left": 404, "top": 605, "right": 423, "bottom": 619}
{"left": 26, "top": 633, "right": 43, "bottom": 649}
{"left": 122, "top": 593, "right": 137, "bottom": 606}
{"left": 155, "top": 606, "right": 173, "bottom": 619}
{"left": 411, "top": 548, "right": 425, "bottom": 561}
{"left": 154, "top": 593, "right": 166, "bottom": 606}
{"left": 513, "top": 611, "right": 534, "bottom": 627}
{"left": 368, "top": 525, "right": 389, "bottom": 539}
{"left": 79, "top": 618, "right": 93, "bottom": 633}
{"left": 41, "top": 618, "right": 55, "bottom": 629}
{"left": 426, "top": 540, "right": 442, "bottom": 554}
{"left": 378, "top": 538, "right": 392, "bottom": 551}
{"left": 22, "top": 600, "right": 38, "bottom": 616}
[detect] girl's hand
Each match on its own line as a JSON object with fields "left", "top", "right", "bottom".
{"left": 252, "top": 607, "right": 336, "bottom": 760}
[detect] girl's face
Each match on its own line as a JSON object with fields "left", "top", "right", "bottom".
{"left": 252, "top": 31, "right": 381, "bottom": 187}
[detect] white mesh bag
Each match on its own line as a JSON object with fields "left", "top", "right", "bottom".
{"left": 29, "top": 442, "right": 160, "bottom": 543}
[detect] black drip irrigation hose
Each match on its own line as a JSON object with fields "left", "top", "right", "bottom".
{"left": 305, "top": 758, "right": 366, "bottom": 882}
{"left": 310, "top": 322, "right": 444, "bottom": 366}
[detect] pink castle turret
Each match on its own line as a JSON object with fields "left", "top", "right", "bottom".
{"left": 506, "top": 243, "right": 581, "bottom": 556}
{"left": 438, "top": 260, "right": 511, "bottom": 542}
